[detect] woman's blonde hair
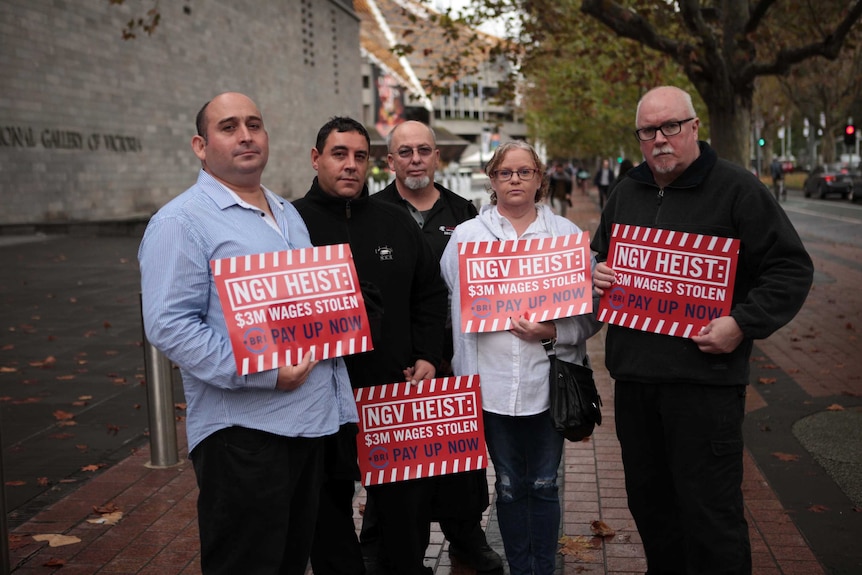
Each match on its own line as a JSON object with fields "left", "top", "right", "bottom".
{"left": 484, "top": 140, "right": 548, "bottom": 204}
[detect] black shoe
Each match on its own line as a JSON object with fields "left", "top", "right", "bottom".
{"left": 448, "top": 542, "right": 503, "bottom": 572}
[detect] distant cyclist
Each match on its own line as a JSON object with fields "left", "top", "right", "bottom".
{"left": 770, "top": 158, "right": 785, "bottom": 201}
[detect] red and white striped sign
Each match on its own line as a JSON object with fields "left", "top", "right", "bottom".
{"left": 355, "top": 376, "right": 486, "bottom": 486}
{"left": 597, "top": 224, "right": 740, "bottom": 337}
{"left": 457, "top": 233, "right": 592, "bottom": 333}
{"left": 211, "top": 244, "right": 372, "bottom": 375}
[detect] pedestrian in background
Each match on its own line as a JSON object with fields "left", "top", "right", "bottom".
{"left": 294, "top": 116, "right": 448, "bottom": 575}
{"left": 441, "top": 140, "right": 602, "bottom": 575}
{"left": 138, "top": 92, "right": 357, "bottom": 575}
{"left": 547, "top": 161, "right": 573, "bottom": 217}
{"left": 591, "top": 86, "right": 813, "bottom": 575}
{"left": 375, "top": 120, "right": 502, "bottom": 573}
{"left": 593, "top": 158, "right": 615, "bottom": 210}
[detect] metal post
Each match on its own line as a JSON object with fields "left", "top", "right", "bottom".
{"left": 140, "top": 296, "right": 179, "bottom": 468}
{"left": 0, "top": 420, "right": 11, "bottom": 575}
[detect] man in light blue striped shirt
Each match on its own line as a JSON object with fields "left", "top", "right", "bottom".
{"left": 139, "top": 92, "right": 357, "bottom": 575}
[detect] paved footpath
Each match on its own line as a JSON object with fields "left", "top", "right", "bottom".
{"left": 4, "top": 188, "right": 861, "bottom": 574}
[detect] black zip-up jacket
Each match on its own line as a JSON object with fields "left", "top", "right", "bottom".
{"left": 375, "top": 181, "right": 478, "bottom": 260}
{"left": 293, "top": 178, "right": 447, "bottom": 388}
{"left": 591, "top": 141, "right": 813, "bottom": 386}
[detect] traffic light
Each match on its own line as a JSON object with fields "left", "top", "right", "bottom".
{"left": 845, "top": 123, "right": 856, "bottom": 147}
{"left": 758, "top": 137, "right": 765, "bottom": 147}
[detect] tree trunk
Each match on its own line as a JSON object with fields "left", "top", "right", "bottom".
{"left": 700, "top": 89, "right": 752, "bottom": 172}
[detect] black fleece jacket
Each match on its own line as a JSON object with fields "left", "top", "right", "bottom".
{"left": 591, "top": 141, "right": 813, "bottom": 386}
{"left": 375, "top": 181, "right": 478, "bottom": 260}
{"left": 293, "top": 178, "right": 447, "bottom": 388}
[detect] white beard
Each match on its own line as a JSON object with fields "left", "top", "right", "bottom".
{"left": 651, "top": 144, "right": 677, "bottom": 174}
{"left": 404, "top": 175, "right": 431, "bottom": 190}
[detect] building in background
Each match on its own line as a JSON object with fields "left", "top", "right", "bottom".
{"left": 0, "top": 0, "right": 361, "bottom": 227}
{"left": 356, "top": 0, "right": 527, "bottom": 169}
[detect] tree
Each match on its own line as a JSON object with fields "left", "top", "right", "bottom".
{"left": 432, "top": 0, "right": 862, "bottom": 167}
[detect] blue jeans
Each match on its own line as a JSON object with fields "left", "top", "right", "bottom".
{"left": 483, "top": 410, "right": 564, "bottom": 575}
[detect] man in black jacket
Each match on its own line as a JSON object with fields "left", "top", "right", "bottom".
{"left": 295, "top": 117, "right": 447, "bottom": 575}
{"left": 591, "top": 86, "right": 813, "bottom": 575}
{"left": 373, "top": 120, "right": 502, "bottom": 572}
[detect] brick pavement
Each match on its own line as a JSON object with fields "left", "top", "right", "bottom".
{"left": 7, "top": 187, "right": 858, "bottom": 574}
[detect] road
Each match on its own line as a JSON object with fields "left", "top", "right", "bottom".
{"left": 780, "top": 189, "right": 862, "bottom": 246}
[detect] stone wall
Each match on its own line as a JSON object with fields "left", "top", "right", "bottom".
{"left": 0, "top": 0, "right": 361, "bottom": 225}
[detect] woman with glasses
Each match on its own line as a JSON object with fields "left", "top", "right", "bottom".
{"left": 440, "top": 141, "right": 602, "bottom": 575}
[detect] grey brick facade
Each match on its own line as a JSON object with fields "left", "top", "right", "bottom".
{"left": 0, "top": 0, "right": 361, "bottom": 225}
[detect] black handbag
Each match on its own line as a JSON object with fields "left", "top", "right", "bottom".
{"left": 543, "top": 340, "right": 602, "bottom": 442}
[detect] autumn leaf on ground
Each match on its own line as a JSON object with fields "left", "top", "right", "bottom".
{"left": 558, "top": 535, "right": 598, "bottom": 560}
{"left": 0, "top": 366, "right": 18, "bottom": 373}
{"left": 44, "top": 558, "right": 66, "bottom": 567}
{"left": 760, "top": 364, "right": 779, "bottom": 370}
{"left": 87, "top": 511, "right": 123, "bottom": 525}
{"left": 32, "top": 534, "right": 81, "bottom": 547}
{"left": 88, "top": 502, "right": 123, "bottom": 525}
{"left": 55, "top": 375, "right": 75, "bottom": 381}
{"left": 808, "top": 504, "right": 829, "bottom": 513}
{"left": 8, "top": 534, "right": 30, "bottom": 550}
{"left": 825, "top": 404, "right": 844, "bottom": 411}
{"left": 106, "top": 424, "right": 120, "bottom": 436}
{"left": 53, "top": 410, "right": 74, "bottom": 422}
{"left": 103, "top": 321, "right": 112, "bottom": 329}
{"left": 76, "top": 444, "right": 89, "bottom": 452}
{"left": 81, "top": 463, "right": 106, "bottom": 472}
{"left": 37, "top": 477, "right": 49, "bottom": 487}
{"left": 13, "top": 397, "right": 42, "bottom": 405}
{"left": 773, "top": 452, "right": 800, "bottom": 462}
{"left": 5, "top": 480, "right": 26, "bottom": 487}
{"left": 590, "top": 520, "right": 616, "bottom": 538}
{"left": 1, "top": 344, "right": 13, "bottom": 351}
{"left": 29, "top": 356, "right": 56, "bottom": 368}
{"left": 757, "top": 377, "right": 776, "bottom": 385}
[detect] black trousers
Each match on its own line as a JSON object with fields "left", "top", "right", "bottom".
{"left": 615, "top": 381, "right": 752, "bottom": 575}
{"left": 191, "top": 426, "right": 324, "bottom": 575}
{"left": 310, "top": 425, "right": 364, "bottom": 575}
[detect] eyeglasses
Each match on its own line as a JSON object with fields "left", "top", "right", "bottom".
{"left": 634, "top": 117, "right": 695, "bottom": 142}
{"left": 491, "top": 168, "right": 538, "bottom": 181}
{"left": 393, "top": 146, "right": 434, "bottom": 159}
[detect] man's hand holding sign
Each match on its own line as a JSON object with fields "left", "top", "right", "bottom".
{"left": 594, "top": 223, "right": 741, "bottom": 353}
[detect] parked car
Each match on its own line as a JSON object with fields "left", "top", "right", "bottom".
{"left": 803, "top": 165, "right": 853, "bottom": 199}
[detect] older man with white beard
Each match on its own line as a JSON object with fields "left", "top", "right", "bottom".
{"left": 372, "top": 120, "right": 502, "bottom": 573}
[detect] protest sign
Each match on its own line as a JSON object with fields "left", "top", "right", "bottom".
{"left": 211, "top": 244, "right": 372, "bottom": 375}
{"left": 597, "top": 224, "right": 740, "bottom": 337}
{"left": 456, "top": 233, "right": 592, "bottom": 333}
{"left": 355, "top": 376, "right": 486, "bottom": 486}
